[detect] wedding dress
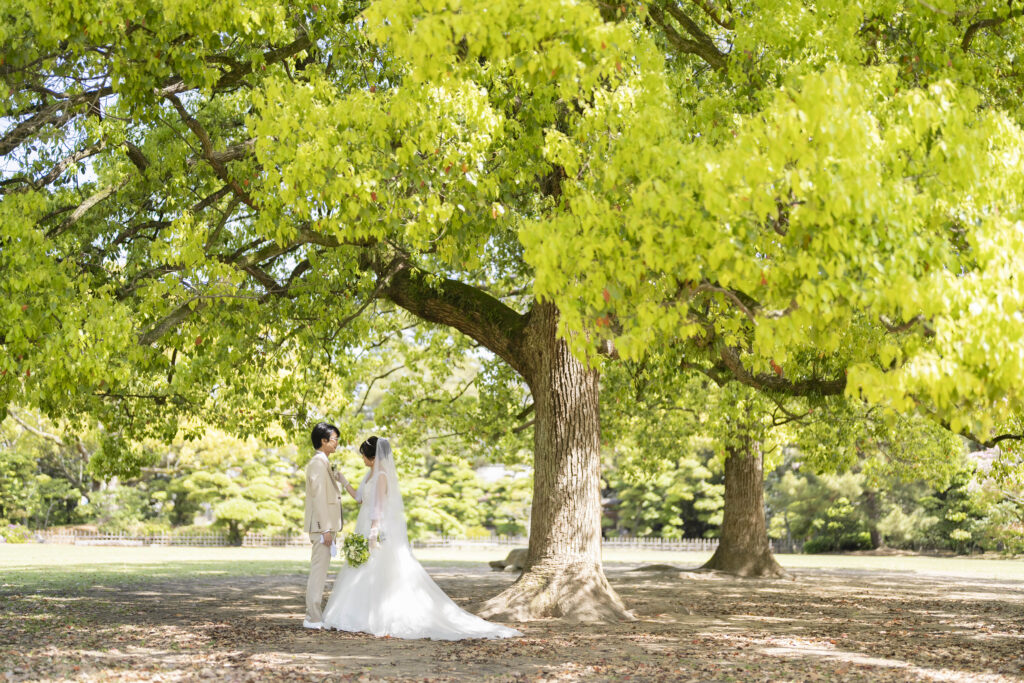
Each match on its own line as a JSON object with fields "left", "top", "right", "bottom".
{"left": 321, "top": 438, "right": 521, "bottom": 640}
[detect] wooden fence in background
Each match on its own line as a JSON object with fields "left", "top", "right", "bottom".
{"left": 413, "top": 535, "right": 723, "bottom": 552}
{"left": 33, "top": 530, "right": 307, "bottom": 547}
{"left": 26, "top": 529, "right": 804, "bottom": 552}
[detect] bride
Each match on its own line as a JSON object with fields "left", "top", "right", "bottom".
{"left": 322, "top": 435, "right": 522, "bottom": 640}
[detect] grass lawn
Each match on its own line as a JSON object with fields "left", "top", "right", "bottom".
{"left": 770, "top": 551, "right": 1024, "bottom": 579}
{"left": 2, "top": 543, "right": 1023, "bottom": 592}
{"left": 0, "top": 545, "right": 310, "bottom": 592}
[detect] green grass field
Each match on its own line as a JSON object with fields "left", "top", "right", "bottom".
{"left": 2, "top": 544, "right": 1023, "bottom": 593}
{"left": 0, "top": 545, "right": 310, "bottom": 592}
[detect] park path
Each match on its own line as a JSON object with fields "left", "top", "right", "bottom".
{"left": 2, "top": 562, "right": 1023, "bottom": 681}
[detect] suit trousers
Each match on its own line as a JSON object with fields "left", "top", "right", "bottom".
{"left": 306, "top": 538, "right": 332, "bottom": 623}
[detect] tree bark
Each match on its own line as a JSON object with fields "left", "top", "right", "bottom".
{"left": 701, "top": 439, "right": 788, "bottom": 578}
{"left": 863, "top": 487, "right": 882, "bottom": 549}
{"left": 478, "top": 302, "right": 633, "bottom": 622}
{"left": 383, "top": 265, "right": 529, "bottom": 377}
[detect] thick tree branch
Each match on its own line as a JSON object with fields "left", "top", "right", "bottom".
{"left": 234, "top": 240, "right": 301, "bottom": 269}
{"left": 934, "top": 413, "right": 1024, "bottom": 450}
{"left": 191, "top": 139, "right": 255, "bottom": 167}
{"left": 512, "top": 418, "right": 537, "bottom": 434}
{"left": 514, "top": 403, "right": 535, "bottom": 421}
{"left": 7, "top": 409, "right": 67, "bottom": 446}
{"left": 164, "top": 93, "right": 256, "bottom": 208}
{"left": 1, "top": 140, "right": 107, "bottom": 194}
{"left": 284, "top": 259, "right": 312, "bottom": 289}
{"left": 879, "top": 313, "right": 935, "bottom": 337}
{"left": 716, "top": 344, "right": 847, "bottom": 397}
{"left": 124, "top": 141, "right": 151, "bottom": 173}
{"left": 296, "top": 225, "right": 376, "bottom": 248}
{"left": 693, "top": 282, "right": 757, "bottom": 320}
{"left": 686, "top": 280, "right": 796, "bottom": 321}
{"left": 648, "top": 2, "right": 728, "bottom": 70}
{"left": 243, "top": 264, "right": 284, "bottom": 295}
{"left": 687, "top": 0, "right": 734, "bottom": 29}
{"left": 680, "top": 359, "right": 732, "bottom": 387}
{"left": 0, "top": 87, "right": 113, "bottom": 157}
{"left": 211, "top": 33, "right": 313, "bottom": 91}
{"left": 115, "top": 265, "right": 181, "bottom": 300}
{"left": 138, "top": 299, "right": 207, "bottom": 346}
{"left": 383, "top": 261, "right": 530, "bottom": 376}
{"left": 664, "top": 1, "right": 722, "bottom": 45}
{"left": 984, "top": 432, "right": 1024, "bottom": 448}
{"left": 962, "top": 9, "right": 1024, "bottom": 50}
{"left": 203, "top": 193, "right": 240, "bottom": 250}
{"left": 48, "top": 179, "right": 129, "bottom": 238}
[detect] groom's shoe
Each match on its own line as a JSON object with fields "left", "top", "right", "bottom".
{"left": 303, "top": 619, "right": 324, "bottom": 630}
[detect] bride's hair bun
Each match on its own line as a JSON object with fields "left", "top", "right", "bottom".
{"left": 359, "top": 435, "right": 379, "bottom": 459}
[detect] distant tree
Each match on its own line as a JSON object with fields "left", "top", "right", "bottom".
{"left": 173, "top": 433, "right": 300, "bottom": 545}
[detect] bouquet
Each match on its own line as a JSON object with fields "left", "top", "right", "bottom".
{"left": 343, "top": 532, "right": 370, "bottom": 567}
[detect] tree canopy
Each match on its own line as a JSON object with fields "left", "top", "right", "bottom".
{"left": 524, "top": 0, "right": 1024, "bottom": 440}
{"left": 5, "top": 0, "right": 1023, "bottom": 461}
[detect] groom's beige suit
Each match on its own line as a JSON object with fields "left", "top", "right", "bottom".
{"left": 305, "top": 451, "right": 342, "bottom": 624}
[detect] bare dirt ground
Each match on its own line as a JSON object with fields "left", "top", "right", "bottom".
{"left": 2, "top": 562, "right": 1023, "bottom": 682}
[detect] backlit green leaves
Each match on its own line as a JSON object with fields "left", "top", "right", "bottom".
{"left": 519, "top": 5, "right": 1024, "bottom": 437}
{"left": 4, "top": 0, "right": 1024, "bottom": 468}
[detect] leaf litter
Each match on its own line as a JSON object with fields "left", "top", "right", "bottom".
{"left": 1, "top": 563, "right": 1022, "bottom": 681}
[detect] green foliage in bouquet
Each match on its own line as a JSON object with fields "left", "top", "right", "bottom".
{"left": 343, "top": 533, "right": 370, "bottom": 567}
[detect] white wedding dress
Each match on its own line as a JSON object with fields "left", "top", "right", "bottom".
{"left": 321, "top": 438, "right": 521, "bottom": 640}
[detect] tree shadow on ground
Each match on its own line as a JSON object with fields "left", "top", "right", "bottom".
{"left": 1, "top": 563, "right": 1022, "bottom": 681}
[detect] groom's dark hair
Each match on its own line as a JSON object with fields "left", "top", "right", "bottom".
{"left": 359, "top": 435, "right": 379, "bottom": 459}
{"left": 311, "top": 422, "right": 340, "bottom": 450}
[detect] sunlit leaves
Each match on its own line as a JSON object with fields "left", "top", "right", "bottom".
{"left": 519, "top": 5, "right": 1024, "bottom": 437}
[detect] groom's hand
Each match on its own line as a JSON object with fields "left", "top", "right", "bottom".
{"left": 322, "top": 531, "right": 334, "bottom": 546}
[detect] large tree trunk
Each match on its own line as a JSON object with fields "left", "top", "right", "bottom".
{"left": 384, "top": 272, "right": 630, "bottom": 621}
{"left": 478, "top": 303, "right": 633, "bottom": 622}
{"left": 701, "top": 439, "right": 787, "bottom": 578}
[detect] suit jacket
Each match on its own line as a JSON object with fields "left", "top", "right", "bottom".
{"left": 304, "top": 452, "right": 342, "bottom": 537}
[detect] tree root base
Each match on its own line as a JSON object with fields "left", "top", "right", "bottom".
{"left": 700, "top": 547, "right": 790, "bottom": 579}
{"left": 477, "top": 560, "right": 635, "bottom": 623}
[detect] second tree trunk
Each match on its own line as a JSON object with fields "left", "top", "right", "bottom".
{"left": 701, "top": 438, "right": 787, "bottom": 578}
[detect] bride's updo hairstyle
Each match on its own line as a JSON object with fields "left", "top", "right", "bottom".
{"left": 359, "top": 435, "right": 379, "bottom": 459}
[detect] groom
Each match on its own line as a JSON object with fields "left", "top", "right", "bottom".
{"left": 303, "top": 422, "right": 344, "bottom": 629}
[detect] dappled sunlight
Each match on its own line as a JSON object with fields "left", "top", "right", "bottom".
{"left": 755, "top": 640, "right": 936, "bottom": 678}
{"left": 753, "top": 637, "right": 1016, "bottom": 682}
{"left": 1, "top": 552, "right": 1023, "bottom": 681}
{"left": 1, "top": 557, "right": 310, "bottom": 596}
